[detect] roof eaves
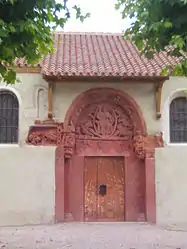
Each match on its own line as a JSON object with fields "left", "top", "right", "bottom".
{"left": 43, "top": 74, "right": 169, "bottom": 83}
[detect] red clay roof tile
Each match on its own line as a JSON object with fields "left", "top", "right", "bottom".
{"left": 15, "top": 32, "right": 180, "bottom": 79}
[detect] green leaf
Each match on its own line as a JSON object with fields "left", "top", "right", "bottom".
{"left": 117, "top": 0, "right": 187, "bottom": 76}
{"left": 0, "top": 0, "right": 89, "bottom": 84}
{"left": 164, "top": 21, "right": 173, "bottom": 28}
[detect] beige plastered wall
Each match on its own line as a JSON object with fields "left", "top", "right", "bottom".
{"left": 156, "top": 76, "right": 187, "bottom": 226}
{"left": 0, "top": 146, "right": 55, "bottom": 226}
{"left": 0, "top": 74, "right": 55, "bottom": 226}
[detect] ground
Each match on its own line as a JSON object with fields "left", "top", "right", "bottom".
{"left": 1, "top": 223, "right": 187, "bottom": 249}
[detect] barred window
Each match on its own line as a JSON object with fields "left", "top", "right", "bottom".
{"left": 170, "top": 97, "right": 187, "bottom": 143}
{"left": 0, "top": 91, "right": 19, "bottom": 144}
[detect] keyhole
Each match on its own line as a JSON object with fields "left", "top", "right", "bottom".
{"left": 99, "top": 184, "right": 107, "bottom": 196}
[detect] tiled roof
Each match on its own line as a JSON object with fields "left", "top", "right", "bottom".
{"left": 15, "top": 32, "right": 181, "bottom": 79}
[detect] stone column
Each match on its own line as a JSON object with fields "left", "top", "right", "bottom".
{"left": 145, "top": 149, "right": 156, "bottom": 223}
{"left": 124, "top": 152, "right": 136, "bottom": 221}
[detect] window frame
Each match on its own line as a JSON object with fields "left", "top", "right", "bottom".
{"left": 163, "top": 88, "right": 187, "bottom": 146}
{"left": 170, "top": 96, "right": 187, "bottom": 143}
{"left": 0, "top": 87, "right": 20, "bottom": 146}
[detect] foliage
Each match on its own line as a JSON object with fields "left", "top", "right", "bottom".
{"left": 0, "top": 0, "right": 90, "bottom": 84}
{"left": 116, "top": 0, "right": 187, "bottom": 76}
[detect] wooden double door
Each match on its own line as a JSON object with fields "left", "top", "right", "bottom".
{"left": 84, "top": 156, "right": 125, "bottom": 221}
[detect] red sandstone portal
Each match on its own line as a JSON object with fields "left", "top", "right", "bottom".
{"left": 26, "top": 87, "right": 162, "bottom": 223}
{"left": 54, "top": 88, "right": 159, "bottom": 223}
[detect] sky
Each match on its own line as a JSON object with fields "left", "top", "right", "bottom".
{"left": 62, "top": 0, "right": 131, "bottom": 33}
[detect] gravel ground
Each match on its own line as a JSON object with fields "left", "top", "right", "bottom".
{"left": 0, "top": 223, "right": 187, "bottom": 249}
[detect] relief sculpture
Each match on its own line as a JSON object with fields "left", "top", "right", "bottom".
{"left": 63, "top": 132, "right": 76, "bottom": 159}
{"left": 133, "top": 132, "right": 164, "bottom": 159}
{"left": 26, "top": 123, "right": 63, "bottom": 146}
{"left": 76, "top": 104, "right": 133, "bottom": 140}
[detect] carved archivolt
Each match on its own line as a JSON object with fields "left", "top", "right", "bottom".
{"left": 64, "top": 89, "right": 146, "bottom": 137}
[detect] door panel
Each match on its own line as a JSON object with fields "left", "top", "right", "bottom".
{"left": 84, "top": 157, "right": 125, "bottom": 221}
{"left": 97, "top": 157, "right": 125, "bottom": 221}
{"left": 69, "top": 156, "right": 84, "bottom": 221}
{"left": 84, "top": 157, "right": 98, "bottom": 221}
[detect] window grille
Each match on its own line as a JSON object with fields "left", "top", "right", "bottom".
{"left": 170, "top": 97, "right": 187, "bottom": 143}
{"left": 0, "top": 91, "right": 19, "bottom": 144}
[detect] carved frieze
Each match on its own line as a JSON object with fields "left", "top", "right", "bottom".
{"left": 133, "top": 132, "right": 164, "bottom": 159}
{"left": 26, "top": 123, "right": 63, "bottom": 146}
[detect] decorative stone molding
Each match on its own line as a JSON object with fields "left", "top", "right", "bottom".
{"left": 133, "top": 132, "right": 164, "bottom": 159}
{"left": 76, "top": 139, "right": 131, "bottom": 155}
{"left": 145, "top": 149, "right": 155, "bottom": 159}
{"left": 133, "top": 134, "right": 146, "bottom": 159}
{"left": 63, "top": 132, "right": 76, "bottom": 159}
{"left": 26, "top": 122, "right": 63, "bottom": 146}
{"left": 63, "top": 88, "right": 147, "bottom": 136}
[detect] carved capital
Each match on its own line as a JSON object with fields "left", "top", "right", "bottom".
{"left": 133, "top": 132, "right": 164, "bottom": 160}
{"left": 57, "top": 123, "right": 64, "bottom": 145}
{"left": 64, "top": 132, "right": 76, "bottom": 159}
{"left": 133, "top": 135, "right": 146, "bottom": 159}
{"left": 145, "top": 149, "right": 155, "bottom": 159}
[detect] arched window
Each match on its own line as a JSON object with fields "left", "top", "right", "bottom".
{"left": 170, "top": 97, "right": 187, "bottom": 143}
{"left": 0, "top": 90, "right": 19, "bottom": 144}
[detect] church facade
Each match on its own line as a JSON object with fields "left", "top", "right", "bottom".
{"left": 0, "top": 32, "right": 187, "bottom": 226}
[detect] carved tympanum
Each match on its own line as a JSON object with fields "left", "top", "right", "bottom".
{"left": 76, "top": 104, "right": 133, "bottom": 140}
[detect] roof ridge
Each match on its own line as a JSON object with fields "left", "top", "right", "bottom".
{"left": 54, "top": 31, "right": 123, "bottom": 36}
